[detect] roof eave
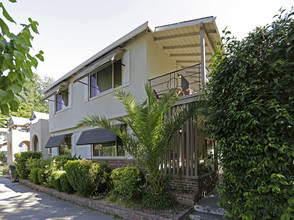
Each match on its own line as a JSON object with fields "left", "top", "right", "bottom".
{"left": 42, "top": 21, "right": 151, "bottom": 94}
{"left": 154, "top": 16, "right": 216, "bottom": 32}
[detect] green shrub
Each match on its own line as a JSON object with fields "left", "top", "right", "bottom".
{"left": 50, "top": 171, "right": 64, "bottom": 191}
{"left": 202, "top": 9, "right": 294, "bottom": 219}
{"left": 14, "top": 152, "right": 42, "bottom": 179}
{"left": 45, "top": 155, "right": 76, "bottom": 187}
{"left": 65, "top": 159, "right": 111, "bottom": 196}
{"left": 0, "top": 165, "right": 8, "bottom": 175}
{"left": 0, "top": 151, "right": 7, "bottom": 164}
{"left": 60, "top": 172, "right": 75, "bottom": 194}
{"left": 38, "top": 168, "right": 46, "bottom": 184}
{"left": 142, "top": 192, "right": 175, "bottom": 209}
{"left": 29, "top": 167, "right": 40, "bottom": 184}
{"left": 90, "top": 162, "right": 111, "bottom": 194}
{"left": 26, "top": 157, "right": 48, "bottom": 170}
{"left": 64, "top": 159, "right": 92, "bottom": 196}
{"left": 111, "top": 166, "right": 143, "bottom": 201}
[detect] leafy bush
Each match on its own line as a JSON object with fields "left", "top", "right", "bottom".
{"left": 26, "top": 157, "right": 48, "bottom": 170}
{"left": 29, "top": 167, "right": 40, "bottom": 184}
{"left": 45, "top": 155, "right": 76, "bottom": 187}
{"left": 14, "top": 152, "right": 42, "bottom": 179}
{"left": 111, "top": 166, "right": 143, "bottom": 201}
{"left": 0, "top": 165, "right": 8, "bottom": 175}
{"left": 0, "top": 151, "right": 7, "bottom": 164}
{"left": 65, "top": 159, "right": 111, "bottom": 196}
{"left": 50, "top": 171, "right": 64, "bottom": 191}
{"left": 60, "top": 172, "right": 75, "bottom": 194}
{"left": 142, "top": 192, "right": 175, "bottom": 209}
{"left": 202, "top": 9, "right": 294, "bottom": 219}
{"left": 38, "top": 168, "right": 46, "bottom": 184}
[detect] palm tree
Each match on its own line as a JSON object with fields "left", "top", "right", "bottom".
{"left": 77, "top": 84, "right": 197, "bottom": 195}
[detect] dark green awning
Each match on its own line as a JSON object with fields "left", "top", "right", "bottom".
{"left": 45, "top": 134, "right": 65, "bottom": 148}
{"left": 77, "top": 128, "right": 116, "bottom": 145}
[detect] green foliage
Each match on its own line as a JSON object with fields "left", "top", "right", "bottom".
{"left": 0, "top": 165, "right": 8, "bottom": 175}
{"left": 37, "top": 168, "right": 46, "bottom": 184}
{"left": 142, "top": 192, "right": 175, "bottom": 210}
{"left": 0, "top": 1, "right": 44, "bottom": 115}
{"left": 60, "top": 172, "right": 75, "bottom": 194}
{"left": 26, "top": 157, "right": 47, "bottom": 170}
{"left": 0, "top": 151, "right": 6, "bottom": 163}
{"left": 44, "top": 155, "right": 76, "bottom": 187}
{"left": 29, "top": 167, "right": 40, "bottom": 184}
{"left": 14, "top": 151, "right": 42, "bottom": 179}
{"left": 111, "top": 166, "right": 143, "bottom": 201}
{"left": 202, "top": 9, "right": 294, "bottom": 219}
{"left": 77, "top": 84, "right": 197, "bottom": 196}
{"left": 50, "top": 170, "right": 64, "bottom": 191}
{"left": 64, "top": 159, "right": 111, "bottom": 196}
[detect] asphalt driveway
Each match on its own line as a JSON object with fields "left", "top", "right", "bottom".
{"left": 0, "top": 176, "right": 114, "bottom": 220}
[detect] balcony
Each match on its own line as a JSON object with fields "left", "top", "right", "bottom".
{"left": 148, "top": 64, "right": 205, "bottom": 99}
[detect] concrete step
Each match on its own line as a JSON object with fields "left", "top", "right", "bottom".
{"left": 194, "top": 204, "right": 225, "bottom": 216}
{"left": 189, "top": 211, "right": 225, "bottom": 220}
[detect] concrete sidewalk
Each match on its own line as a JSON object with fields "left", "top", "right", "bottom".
{"left": 0, "top": 176, "right": 114, "bottom": 220}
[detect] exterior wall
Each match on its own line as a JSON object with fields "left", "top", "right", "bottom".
{"left": 30, "top": 119, "right": 50, "bottom": 159}
{"left": 146, "top": 34, "right": 177, "bottom": 79}
{"left": 7, "top": 129, "right": 30, "bottom": 165}
{"left": 47, "top": 35, "right": 149, "bottom": 159}
{"left": 49, "top": 35, "right": 148, "bottom": 134}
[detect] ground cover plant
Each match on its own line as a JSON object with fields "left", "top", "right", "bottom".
{"left": 202, "top": 9, "right": 294, "bottom": 219}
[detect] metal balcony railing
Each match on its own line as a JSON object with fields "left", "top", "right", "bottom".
{"left": 148, "top": 64, "right": 203, "bottom": 97}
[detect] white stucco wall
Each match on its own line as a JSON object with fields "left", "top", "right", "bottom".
{"left": 30, "top": 119, "right": 50, "bottom": 159}
{"left": 49, "top": 35, "right": 148, "bottom": 134}
{"left": 7, "top": 130, "right": 30, "bottom": 165}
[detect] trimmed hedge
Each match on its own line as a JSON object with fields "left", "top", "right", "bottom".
{"left": 64, "top": 159, "right": 111, "bottom": 196}
{"left": 29, "top": 167, "right": 40, "bottom": 184}
{"left": 50, "top": 171, "right": 64, "bottom": 191}
{"left": 60, "top": 172, "right": 75, "bottom": 194}
{"left": 38, "top": 168, "right": 46, "bottom": 184}
{"left": 111, "top": 166, "right": 143, "bottom": 201}
{"left": 14, "top": 151, "right": 42, "bottom": 179}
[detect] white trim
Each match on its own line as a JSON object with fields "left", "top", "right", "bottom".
{"left": 154, "top": 16, "right": 215, "bottom": 32}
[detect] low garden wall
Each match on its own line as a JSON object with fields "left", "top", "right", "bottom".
{"left": 169, "top": 171, "right": 219, "bottom": 205}
{"left": 20, "top": 179, "right": 192, "bottom": 220}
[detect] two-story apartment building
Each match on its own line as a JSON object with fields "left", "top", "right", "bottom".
{"left": 43, "top": 17, "right": 221, "bottom": 201}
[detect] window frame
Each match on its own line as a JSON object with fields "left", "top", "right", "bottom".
{"left": 92, "top": 138, "right": 125, "bottom": 158}
{"left": 89, "top": 59, "right": 122, "bottom": 99}
{"left": 55, "top": 88, "right": 69, "bottom": 112}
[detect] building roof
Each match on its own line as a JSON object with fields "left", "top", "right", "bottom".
{"left": 9, "top": 116, "right": 30, "bottom": 127}
{"left": 43, "top": 16, "right": 221, "bottom": 94}
{"left": 30, "top": 111, "right": 49, "bottom": 121}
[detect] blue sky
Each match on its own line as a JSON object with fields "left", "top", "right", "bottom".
{"left": 3, "top": 0, "right": 294, "bottom": 80}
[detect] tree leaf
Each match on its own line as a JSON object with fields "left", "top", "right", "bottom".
{"left": 0, "top": 3, "right": 15, "bottom": 23}
{"left": 9, "top": 99, "right": 19, "bottom": 112}
{"left": 0, "top": 103, "right": 9, "bottom": 115}
{"left": 0, "top": 18, "right": 10, "bottom": 36}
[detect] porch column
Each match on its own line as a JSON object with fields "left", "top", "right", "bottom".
{"left": 200, "top": 23, "right": 206, "bottom": 84}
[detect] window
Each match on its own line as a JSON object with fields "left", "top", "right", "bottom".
{"left": 59, "top": 135, "right": 72, "bottom": 155}
{"left": 90, "top": 60, "right": 122, "bottom": 98}
{"left": 56, "top": 89, "right": 69, "bottom": 111}
{"left": 92, "top": 138, "right": 125, "bottom": 157}
{"left": 48, "top": 147, "right": 52, "bottom": 156}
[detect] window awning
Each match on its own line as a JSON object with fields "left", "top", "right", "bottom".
{"left": 74, "top": 48, "right": 124, "bottom": 83}
{"left": 45, "top": 134, "right": 66, "bottom": 148}
{"left": 42, "top": 81, "right": 70, "bottom": 100}
{"left": 77, "top": 128, "right": 117, "bottom": 145}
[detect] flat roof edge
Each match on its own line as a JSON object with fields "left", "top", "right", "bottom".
{"left": 154, "top": 16, "right": 216, "bottom": 32}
